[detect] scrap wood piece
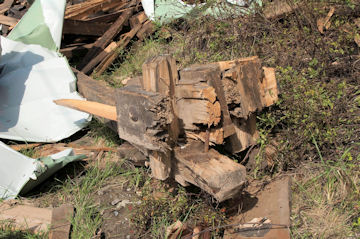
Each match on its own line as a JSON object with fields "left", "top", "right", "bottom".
{"left": 49, "top": 204, "right": 74, "bottom": 239}
{"left": 129, "top": 11, "right": 147, "bottom": 28}
{"left": 136, "top": 19, "right": 155, "bottom": 40}
{"left": 149, "top": 150, "right": 171, "bottom": 180}
{"left": 173, "top": 141, "right": 246, "bottom": 202}
{"left": 0, "top": 14, "right": 18, "bottom": 27}
{"left": 115, "top": 85, "right": 172, "bottom": 151}
{"left": 83, "top": 12, "right": 146, "bottom": 75}
{"left": 54, "top": 99, "right": 117, "bottom": 121}
{"left": 141, "top": 55, "right": 180, "bottom": 143}
{"left": 84, "top": 10, "right": 123, "bottom": 23}
{"left": 222, "top": 56, "right": 264, "bottom": 118}
{"left": 9, "top": 143, "right": 42, "bottom": 151}
{"left": 177, "top": 99, "right": 221, "bottom": 130}
{"left": 63, "top": 19, "right": 111, "bottom": 36}
{"left": 261, "top": 67, "right": 279, "bottom": 107}
{"left": 175, "top": 83, "right": 217, "bottom": 104}
{"left": 73, "top": 67, "right": 116, "bottom": 106}
{"left": 227, "top": 113, "right": 259, "bottom": 154}
{"left": 0, "top": 0, "right": 14, "bottom": 14}
{"left": 0, "top": 204, "right": 52, "bottom": 233}
{"left": 223, "top": 177, "right": 291, "bottom": 239}
{"left": 79, "top": 8, "right": 133, "bottom": 70}
{"left": 65, "top": 0, "right": 127, "bottom": 20}
{"left": 91, "top": 20, "right": 143, "bottom": 76}
{"left": 186, "top": 127, "right": 224, "bottom": 145}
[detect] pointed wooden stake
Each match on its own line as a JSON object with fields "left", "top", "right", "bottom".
{"left": 54, "top": 99, "right": 117, "bottom": 121}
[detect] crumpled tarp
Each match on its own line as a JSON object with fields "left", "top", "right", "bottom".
{"left": 0, "top": 0, "right": 91, "bottom": 142}
{"left": 141, "top": 0, "right": 262, "bottom": 23}
{"left": 0, "top": 141, "right": 86, "bottom": 200}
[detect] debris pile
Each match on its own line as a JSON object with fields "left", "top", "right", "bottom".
{"left": 0, "top": 0, "right": 154, "bottom": 77}
{"left": 57, "top": 55, "right": 279, "bottom": 202}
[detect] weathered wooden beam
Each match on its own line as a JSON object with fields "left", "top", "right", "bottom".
{"left": 173, "top": 141, "right": 246, "bottom": 202}
{"left": 115, "top": 85, "right": 171, "bottom": 151}
{"left": 0, "top": 14, "right": 18, "bottom": 27}
{"left": 0, "top": 0, "right": 14, "bottom": 14}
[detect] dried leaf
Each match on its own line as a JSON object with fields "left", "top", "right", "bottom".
{"left": 317, "top": 7, "right": 335, "bottom": 34}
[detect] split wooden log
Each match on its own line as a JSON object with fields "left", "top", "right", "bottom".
{"left": 173, "top": 141, "right": 246, "bottom": 202}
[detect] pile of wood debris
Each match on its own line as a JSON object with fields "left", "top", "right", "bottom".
{"left": 58, "top": 55, "right": 279, "bottom": 202}
{"left": 0, "top": 0, "right": 154, "bottom": 76}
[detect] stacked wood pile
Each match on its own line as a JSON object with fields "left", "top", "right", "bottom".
{"left": 60, "top": 55, "right": 279, "bottom": 202}
{"left": 0, "top": 0, "right": 154, "bottom": 76}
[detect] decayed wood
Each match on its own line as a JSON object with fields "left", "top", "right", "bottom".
{"left": 186, "top": 127, "right": 224, "bottom": 145}
{"left": 0, "top": 14, "right": 18, "bottom": 27}
{"left": 63, "top": 19, "right": 110, "bottom": 36}
{"left": 73, "top": 68, "right": 116, "bottom": 106}
{"left": 261, "top": 67, "right": 279, "bottom": 107}
{"left": 136, "top": 20, "right": 155, "bottom": 40}
{"left": 84, "top": 13, "right": 146, "bottom": 75}
{"left": 0, "top": 0, "right": 14, "bottom": 14}
{"left": 129, "top": 11, "right": 147, "bottom": 28}
{"left": 65, "top": 0, "right": 126, "bottom": 20}
{"left": 84, "top": 10, "right": 123, "bottom": 23}
{"left": 222, "top": 56, "right": 264, "bottom": 118}
{"left": 173, "top": 141, "right": 247, "bottom": 202}
{"left": 177, "top": 99, "right": 221, "bottom": 130}
{"left": 149, "top": 150, "right": 171, "bottom": 180}
{"left": 91, "top": 20, "right": 143, "bottom": 76}
{"left": 79, "top": 9, "right": 133, "bottom": 70}
{"left": 54, "top": 99, "right": 117, "bottom": 121}
{"left": 49, "top": 204, "right": 74, "bottom": 239}
{"left": 142, "top": 55, "right": 180, "bottom": 142}
{"left": 227, "top": 113, "right": 259, "bottom": 153}
{"left": 115, "top": 85, "right": 171, "bottom": 151}
{"left": 174, "top": 83, "right": 217, "bottom": 104}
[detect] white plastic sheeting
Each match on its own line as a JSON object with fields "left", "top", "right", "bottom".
{"left": 0, "top": 0, "right": 91, "bottom": 142}
{"left": 0, "top": 141, "right": 85, "bottom": 200}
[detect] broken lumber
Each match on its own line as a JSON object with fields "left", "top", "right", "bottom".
{"left": 0, "top": 0, "right": 14, "bottom": 14}
{"left": 83, "top": 13, "right": 146, "bottom": 75}
{"left": 79, "top": 9, "right": 133, "bottom": 70}
{"left": 173, "top": 141, "right": 247, "bottom": 202}
{"left": 0, "top": 14, "right": 17, "bottom": 27}
{"left": 63, "top": 19, "right": 110, "bottom": 36}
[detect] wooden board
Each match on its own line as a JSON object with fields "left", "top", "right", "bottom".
{"left": 0, "top": 204, "right": 52, "bottom": 233}
{"left": 0, "top": 0, "right": 14, "bottom": 14}
{"left": 49, "top": 204, "right": 74, "bottom": 239}
{"left": 0, "top": 14, "right": 18, "bottom": 27}
{"left": 63, "top": 19, "right": 110, "bottom": 36}
{"left": 149, "top": 150, "right": 171, "bottom": 180}
{"left": 173, "top": 141, "right": 247, "bottom": 202}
